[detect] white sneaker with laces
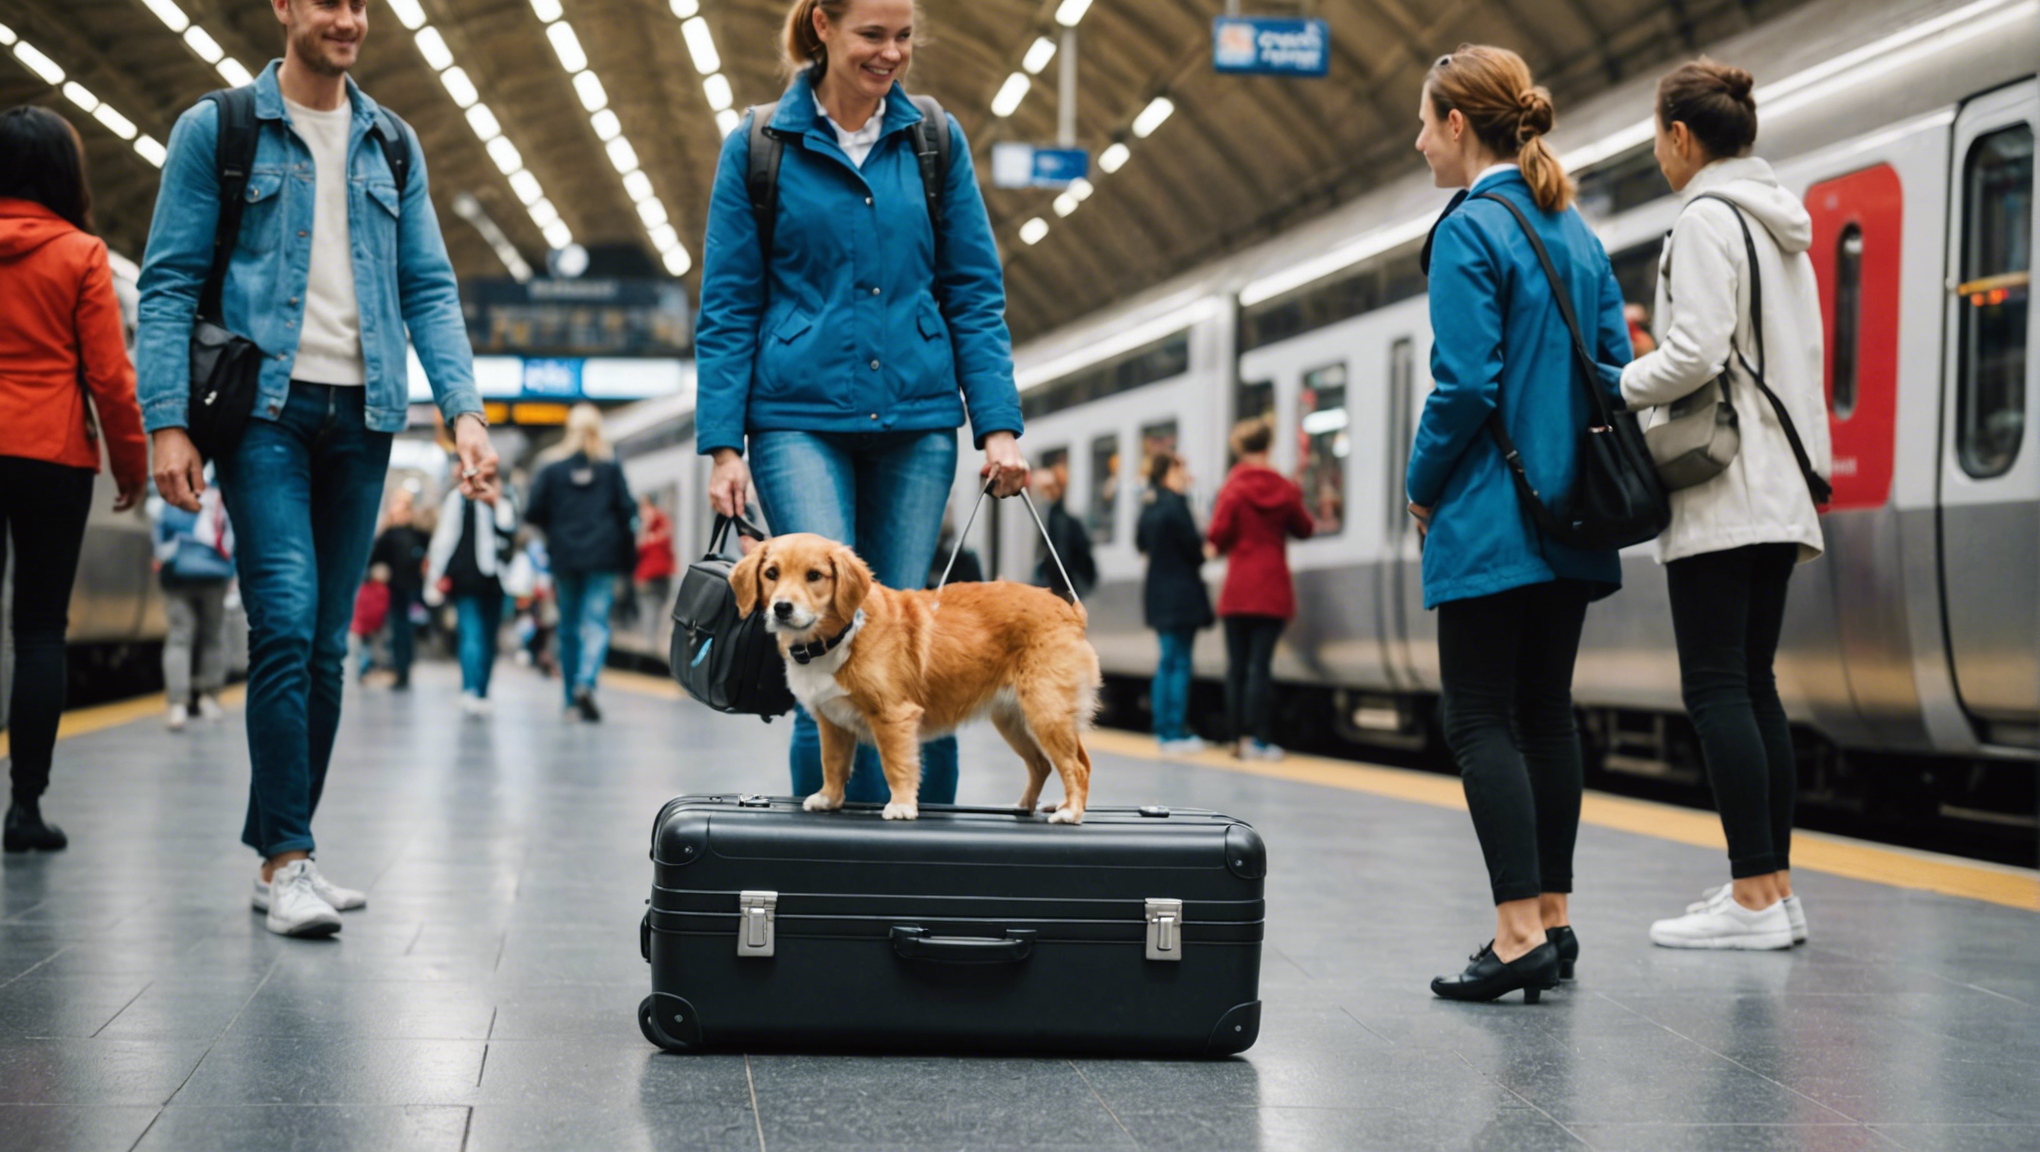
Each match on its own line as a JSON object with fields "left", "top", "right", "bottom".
{"left": 253, "top": 859, "right": 367, "bottom": 913}
{"left": 1783, "top": 894, "right": 1808, "bottom": 945}
{"left": 165, "top": 704, "right": 187, "bottom": 731}
{"left": 196, "top": 695, "right": 225, "bottom": 722}
{"left": 1685, "top": 883, "right": 1730, "bottom": 914}
{"left": 262, "top": 860, "right": 342, "bottom": 938}
{"left": 1650, "top": 896, "right": 1793, "bottom": 950}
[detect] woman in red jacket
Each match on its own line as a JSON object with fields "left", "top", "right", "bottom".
{"left": 1208, "top": 416, "right": 1314, "bottom": 761}
{"left": 0, "top": 106, "right": 149, "bottom": 852}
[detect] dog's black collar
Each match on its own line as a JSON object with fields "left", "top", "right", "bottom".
{"left": 788, "top": 611, "right": 863, "bottom": 665}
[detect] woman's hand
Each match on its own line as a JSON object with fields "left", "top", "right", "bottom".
{"left": 708, "top": 448, "right": 750, "bottom": 519}
{"left": 1407, "top": 502, "right": 1432, "bottom": 541}
{"left": 980, "top": 431, "right": 1028, "bottom": 498}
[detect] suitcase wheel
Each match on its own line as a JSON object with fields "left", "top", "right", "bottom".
{"left": 639, "top": 994, "right": 699, "bottom": 1053}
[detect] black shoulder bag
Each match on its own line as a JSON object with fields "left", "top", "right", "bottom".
{"left": 1472, "top": 192, "right": 1671, "bottom": 552}
{"left": 670, "top": 513, "right": 795, "bottom": 721}
{"left": 184, "top": 87, "right": 264, "bottom": 462}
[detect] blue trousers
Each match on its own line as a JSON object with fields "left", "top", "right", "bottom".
{"left": 455, "top": 592, "right": 503, "bottom": 698}
{"left": 1152, "top": 628, "right": 1196, "bottom": 741}
{"left": 215, "top": 382, "right": 392, "bottom": 858}
{"left": 554, "top": 571, "right": 617, "bottom": 706}
{"left": 748, "top": 428, "right": 960, "bottom": 804}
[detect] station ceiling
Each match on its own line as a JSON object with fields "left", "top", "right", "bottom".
{"left": 1, "top": 0, "right": 1805, "bottom": 342}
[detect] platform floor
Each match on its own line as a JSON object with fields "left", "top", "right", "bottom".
{"left": 3, "top": 660, "right": 2037, "bottom": 1152}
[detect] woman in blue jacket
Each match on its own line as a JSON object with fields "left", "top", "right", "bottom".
{"left": 1408, "top": 45, "right": 1629, "bottom": 1003}
{"left": 696, "top": 0, "right": 1028, "bottom": 804}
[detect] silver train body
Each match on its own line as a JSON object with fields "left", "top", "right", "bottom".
{"left": 613, "top": 0, "right": 2036, "bottom": 816}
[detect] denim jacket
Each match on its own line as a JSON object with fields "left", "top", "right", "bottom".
{"left": 134, "top": 62, "right": 481, "bottom": 435}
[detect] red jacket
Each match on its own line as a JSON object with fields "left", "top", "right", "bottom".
{"left": 352, "top": 580, "right": 391, "bottom": 637}
{"left": 0, "top": 200, "right": 147, "bottom": 490}
{"left": 1208, "top": 463, "right": 1315, "bottom": 619}
{"left": 635, "top": 507, "right": 675, "bottom": 582}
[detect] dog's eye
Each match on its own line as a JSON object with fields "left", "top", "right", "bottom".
{"left": 806, "top": 569, "right": 824, "bottom": 583}
{"left": 763, "top": 567, "right": 778, "bottom": 581}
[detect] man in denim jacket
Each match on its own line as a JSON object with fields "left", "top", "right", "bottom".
{"left": 135, "top": 0, "right": 497, "bottom": 937}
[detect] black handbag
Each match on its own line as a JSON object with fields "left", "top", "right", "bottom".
{"left": 669, "top": 514, "right": 795, "bottom": 720}
{"left": 185, "top": 87, "right": 264, "bottom": 462}
{"left": 1473, "top": 192, "right": 1671, "bottom": 552}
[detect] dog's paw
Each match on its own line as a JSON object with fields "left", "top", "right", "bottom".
{"left": 803, "top": 792, "right": 844, "bottom": 812}
{"left": 1047, "top": 806, "right": 1083, "bottom": 825}
{"left": 881, "top": 801, "right": 919, "bottom": 821}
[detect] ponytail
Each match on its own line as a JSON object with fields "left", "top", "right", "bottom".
{"left": 781, "top": 0, "right": 837, "bottom": 79}
{"left": 1425, "top": 44, "right": 1573, "bottom": 212}
{"left": 1517, "top": 137, "right": 1572, "bottom": 214}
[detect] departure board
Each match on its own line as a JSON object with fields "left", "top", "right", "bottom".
{"left": 463, "top": 278, "right": 692, "bottom": 357}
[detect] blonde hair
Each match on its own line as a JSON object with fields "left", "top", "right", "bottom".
{"left": 1425, "top": 44, "right": 1573, "bottom": 213}
{"left": 540, "top": 402, "right": 612, "bottom": 464}
{"left": 1230, "top": 416, "right": 1273, "bottom": 458}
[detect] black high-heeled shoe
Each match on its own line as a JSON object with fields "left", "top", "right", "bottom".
{"left": 1431, "top": 941, "right": 1560, "bottom": 1003}
{"left": 1546, "top": 925, "right": 1579, "bottom": 980}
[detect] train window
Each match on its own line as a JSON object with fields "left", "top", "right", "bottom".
{"left": 1087, "top": 435, "right": 1119, "bottom": 544}
{"left": 1238, "top": 251, "right": 1427, "bottom": 354}
{"left": 1574, "top": 144, "right": 1665, "bottom": 222}
{"left": 1831, "top": 224, "right": 1864, "bottom": 419}
{"left": 1298, "top": 363, "right": 1347, "bottom": 535}
{"left": 1020, "top": 332, "right": 1191, "bottom": 420}
{"left": 1139, "top": 420, "right": 1179, "bottom": 491}
{"left": 1956, "top": 125, "right": 2032, "bottom": 480}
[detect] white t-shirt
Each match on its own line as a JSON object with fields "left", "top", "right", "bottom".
{"left": 814, "top": 93, "right": 885, "bottom": 168}
{"left": 284, "top": 97, "right": 365, "bottom": 386}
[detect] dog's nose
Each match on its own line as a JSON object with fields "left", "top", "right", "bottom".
{"left": 773, "top": 601, "right": 794, "bottom": 619}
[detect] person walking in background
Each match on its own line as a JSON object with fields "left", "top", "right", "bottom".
{"left": 1033, "top": 460, "right": 1096, "bottom": 601}
{"left": 633, "top": 493, "right": 676, "bottom": 620}
{"left": 1619, "top": 60, "right": 1830, "bottom": 952}
{"left": 0, "top": 106, "right": 149, "bottom": 852}
{"left": 1136, "top": 450, "right": 1213, "bottom": 754}
{"left": 427, "top": 484, "right": 519, "bottom": 716}
{"left": 696, "top": 0, "right": 1029, "bottom": 805}
{"left": 151, "top": 480, "right": 236, "bottom": 731}
{"left": 1208, "top": 416, "right": 1312, "bottom": 763}
{"left": 350, "top": 563, "right": 391, "bottom": 682}
{"left": 525, "top": 403, "right": 635, "bottom": 723}
{"left": 925, "top": 511, "right": 983, "bottom": 587}
{"left": 1409, "top": 45, "right": 1628, "bottom": 1002}
{"left": 368, "top": 489, "right": 429, "bottom": 689}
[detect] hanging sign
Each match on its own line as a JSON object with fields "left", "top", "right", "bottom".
{"left": 1213, "top": 16, "right": 1330, "bottom": 77}
{"left": 991, "top": 143, "right": 1091, "bottom": 189}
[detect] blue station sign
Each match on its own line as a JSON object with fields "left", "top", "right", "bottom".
{"left": 990, "top": 143, "right": 1091, "bottom": 190}
{"left": 1213, "top": 16, "right": 1330, "bottom": 77}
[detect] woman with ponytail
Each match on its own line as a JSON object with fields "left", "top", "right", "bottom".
{"left": 695, "top": 0, "right": 1028, "bottom": 806}
{"left": 1407, "top": 45, "right": 1631, "bottom": 1002}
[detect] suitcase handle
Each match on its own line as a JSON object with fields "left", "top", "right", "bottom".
{"left": 889, "top": 926, "right": 1036, "bottom": 964}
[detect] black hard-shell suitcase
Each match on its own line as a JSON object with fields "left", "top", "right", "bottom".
{"left": 638, "top": 795, "right": 1265, "bottom": 1055}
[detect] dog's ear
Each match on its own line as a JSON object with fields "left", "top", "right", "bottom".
{"left": 830, "top": 545, "right": 872, "bottom": 624}
{"left": 730, "top": 542, "right": 768, "bottom": 618}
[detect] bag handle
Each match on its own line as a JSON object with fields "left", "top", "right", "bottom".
{"left": 706, "top": 512, "right": 768, "bottom": 559}
{"left": 933, "top": 478, "right": 1083, "bottom": 609}
{"left": 889, "top": 926, "right": 1036, "bottom": 964}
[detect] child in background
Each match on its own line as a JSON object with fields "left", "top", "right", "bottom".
{"left": 352, "top": 564, "right": 392, "bottom": 682}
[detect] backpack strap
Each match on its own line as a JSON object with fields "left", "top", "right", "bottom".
{"left": 199, "top": 86, "right": 260, "bottom": 324}
{"left": 906, "top": 94, "right": 950, "bottom": 239}
{"left": 1688, "top": 193, "right": 1831, "bottom": 507}
{"left": 745, "top": 102, "right": 785, "bottom": 259}
{"left": 370, "top": 107, "right": 412, "bottom": 197}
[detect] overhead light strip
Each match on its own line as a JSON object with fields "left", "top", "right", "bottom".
{"left": 672, "top": 2, "right": 742, "bottom": 140}
{"left": 2, "top": 25, "right": 169, "bottom": 168}
{"left": 123, "top": 0, "right": 257, "bottom": 91}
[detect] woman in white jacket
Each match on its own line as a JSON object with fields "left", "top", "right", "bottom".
{"left": 427, "top": 486, "right": 520, "bottom": 715}
{"left": 1619, "top": 60, "right": 1832, "bottom": 952}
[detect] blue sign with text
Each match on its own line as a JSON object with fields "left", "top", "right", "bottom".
{"left": 1213, "top": 16, "right": 1330, "bottom": 77}
{"left": 990, "top": 143, "right": 1090, "bottom": 189}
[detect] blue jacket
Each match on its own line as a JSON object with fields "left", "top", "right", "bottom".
{"left": 694, "top": 71, "right": 1023, "bottom": 456}
{"left": 134, "top": 62, "right": 482, "bottom": 435}
{"left": 150, "top": 490, "right": 235, "bottom": 585}
{"left": 1408, "top": 170, "right": 1628, "bottom": 609}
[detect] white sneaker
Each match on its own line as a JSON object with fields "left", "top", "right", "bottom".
{"left": 1783, "top": 895, "right": 1808, "bottom": 945}
{"left": 1650, "top": 897, "right": 1794, "bottom": 950}
{"left": 460, "top": 693, "right": 492, "bottom": 717}
{"left": 253, "top": 859, "right": 367, "bottom": 913}
{"left": 196, "top": 695, "right": 225, "bottom": 721}
{"left": 1245, "top": 740, "right": 1285, "bottom": 762}
{"left": 1158, "top": 737, "right": 1208, "bottom": 755}
{"left": 262, "top": 860, "right": 342, "bottom": 938}
{"left": 165, "top": 704, "right": 188, "bottom": 731}
{"left": 1685, "top": 883, "right": 1730, "bottom": 914}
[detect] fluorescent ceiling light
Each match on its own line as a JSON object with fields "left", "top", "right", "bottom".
{"left": 508, "top": 169, "right": 543, "bottom": 205}
{"left": 1067, "top": 177, "right": 1094, "bottom": 201}
{"left": 529, "top": 0, "right": 563, "bottom": 22}
{"left": 486, "top": 135, "right": 523, "bottom": 175}
{"left": 385, "top": 0, "right": 426, "bottom": 30}
{"left": 670, "top": 0, "right": 699, "bottom": 16}
{"left": 546, "top": 23, "right": 586, "bottom": 73}
{"left": 542, "top": 220, "right": 574, "bottom": 250}
{"left": 528, "top": 198, "right": 560, "bottom": 228}
{"left": 181, "top": 26, "right": 223, "bottom": 64}
{"left": 1053, "top": 194, "right": 1078, "bottom": 218}
{"left": 93, "top": 104, "right": 137, "bottom": 140}
{"left": 1098, "top": 142, "right": 1129, "bottom": 173}
{"left": 134, "top": 135, "right": 167, "bottom": 167}
{"left": 1022, "top": 37, "right": 1056, "bottom": 75}
{"left": 622, "top": 170, "right": 654, "bottom": 201}
{"left": 439, "top": 66, "right": 479, "bottom": 108}
{"left": 1132, "top": 96, "right": 1174, "bottom": 138}
{"left": 1019, "top": 217, "right": 1049, "bottom": 245}
{"left": 139, "top": 0, "right": 189, "bottom": 33}
{"left": 703, "top": 73, "right": 732, "bottom": 112}
{"left": 415, "top": 27, "right": 453, "bottom": 71}
{"left": 680, "top": 17, "right": 719, "bottom": 74}
{"left": 11, "top": 41, "right": 63, "bottom": 82}
{"left": 0, "top": 23, "right": 14, "bottom": 45}
{"left": 1054, "top": 0, "right": 1093, "bottom": 28}
{"left": 605, "top": 137, "right": 639, "bottom": 173}
{"left": 648, "top": 223, "right": 679, "bottom": 250}
{"left": 573, "top": 70, "right": 607, "bottom": 112}
{"left": 465, "top": 103, "right": 502, "bottom": 142}
{"left": 591, "top": 109, "right": 622, "bottom": 141}
{"left": 715, "top": 108, "right": 741, "bottom": 137}
{"left": 62, "top": 81, "right": 98, "bottom": 112}
{"left": 662, "top": 246, "right": 692, "bottom": 277}
{"left": 636, "top": 199, "right": 668, "bottom": 228}
{"left": 990, "top": 73, "right": 1029, "bottom": 118}
{"left": 216, "top": 58, "right": 254, "bottom": 88}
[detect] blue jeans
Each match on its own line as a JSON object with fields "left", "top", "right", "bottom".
{"left": 748, "top": 428, "right": 960, "bottom": 804}
{"left": 214, "top": 382, "right": 393, "bottom": 858}
{"left": 554, "top": 571, "right": 617, "bottom": 704}
{"left": 1152, "top": 628, "right": 1196, "bottom": 741}
{"left": 455, "top": 592, "right": 503, "bottom": 698}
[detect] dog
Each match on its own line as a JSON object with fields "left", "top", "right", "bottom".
{"left": 730, "top": 533, "right": 1101, "bottom": 823}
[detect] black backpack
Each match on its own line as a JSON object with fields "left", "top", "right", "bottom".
{"left": 669, "top": 515, "right": 795, "bottom": 721}
{"left": 744, "top": 94, "right": 950, "bottom": 260}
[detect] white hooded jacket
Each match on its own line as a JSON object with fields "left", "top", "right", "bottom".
{"left": 1620, "top": 156, "right": 1831, "bottom": 564}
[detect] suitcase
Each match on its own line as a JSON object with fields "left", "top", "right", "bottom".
{"left": 638, "top": 794, "right": 1265, "bottom": 1055}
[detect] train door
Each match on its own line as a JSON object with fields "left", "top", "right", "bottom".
{"left": 1940, "top": 81, "right": 2038, "bottom": 747}
{"left": 1381, "top": 336, "right": 1422, "bottom": 691}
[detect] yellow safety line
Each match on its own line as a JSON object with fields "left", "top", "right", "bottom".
{"left": 0, "top": 684, "right": 248, "bottom": 757}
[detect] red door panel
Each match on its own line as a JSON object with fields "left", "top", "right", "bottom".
{"left": 1806, "top": 165, "right": 1902, "bottom": 510}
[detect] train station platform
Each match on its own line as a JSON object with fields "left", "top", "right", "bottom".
{"left": 3, "top": 661, "right": 2036, "bottom": 1152}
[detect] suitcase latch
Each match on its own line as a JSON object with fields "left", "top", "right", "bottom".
{"left": 1145, "top": 898, "right": 1183, "bottom": 962}
{"left": 737, "top": 890, "right": 778, "bottom": 957}
{"left": 736, "top": 795, "right": 772, "bottom": 808}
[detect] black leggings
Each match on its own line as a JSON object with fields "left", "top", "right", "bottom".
{"left": 1223, "top": 615, "right": 1285, "bottom": 745}
{"left": 1437, "top": 580, "right": 1593, "bottom": 905}
{"left": 1666, "top": 543, "right": 1798, "bottom": 878}
{"left": 1, "top": 457, "right": 95, "bottom": 806}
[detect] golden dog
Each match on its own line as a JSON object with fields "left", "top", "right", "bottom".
{"left": 730, "top": 533, "right": 1101, "bottom": 823}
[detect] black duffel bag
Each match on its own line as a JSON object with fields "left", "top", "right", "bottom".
{"left": 670, "top": 514, "right": 794, "bottom": 720}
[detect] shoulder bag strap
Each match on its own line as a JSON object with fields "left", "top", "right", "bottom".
{"left": 371, "top": 108, "right": 412, "bottom": 196}
{"left": 1691, "top": 193, "right": 1831, "bottom": 506}
{"left": 745, "top": 103, "right": 784, "bottom": 262}
{"left": 199, "top": 87, "right": 260, "bottom": 324}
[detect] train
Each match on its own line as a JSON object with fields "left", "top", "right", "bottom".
{"left": 610, "top": 0, "right": 2037, "bottom": 839}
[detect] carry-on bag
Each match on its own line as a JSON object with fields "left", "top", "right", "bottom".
{"left": 639, "top": 795, "right": 1265, "bottom": 1055}
{"left": 669, "top": 514, "right": 795, "bottom": 720}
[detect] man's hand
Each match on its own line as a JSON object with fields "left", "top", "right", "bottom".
{"left": 980, "top": 431, "right": 1028, "bottom": 498}
{"left": 708, "top": 448, "right": 750, "bottom": 519}
{"left": 453, "top": 413, "right": 499, "bottom": 504}
{"left": 152, "top": 428, "right": 205, "bottom": 512}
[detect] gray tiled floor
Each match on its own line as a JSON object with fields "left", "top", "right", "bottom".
{"left": 3, "top": 660, "right": 2036, "bottom": 1151}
